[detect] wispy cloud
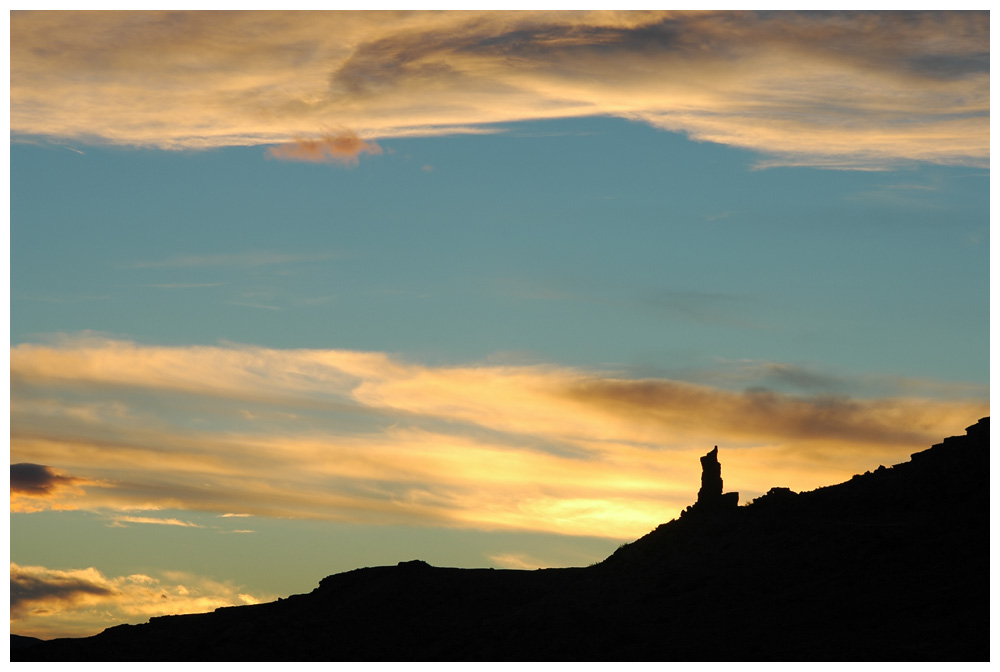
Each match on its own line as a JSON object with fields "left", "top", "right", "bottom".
{"left": 703, "top": 211, "right": 736, "bottom": 222}
{"left": 643, "top": 290, "right": 761, "bottom": 328}
{"left": 687, "top": 359, "right": 991, "bottom": 399}
{"left": 143, "top": 282, "right": 225, "bottom": 289}
{"left": 12, "top": 293, "right": 112, "bottom": 303}
{"left": 227, "top": 301, "right": 282, "bottom": 311}
{"left": 487, "top": 553, "right": 550, "bottom": 570}
{"left": 10, "top": 337, "right": 987, "bottom": 539}
{"left": 10, "top": 563, "right": 269, "bottom": 639}
{"left": 110, "top": 515, "right": 204, "bottom": 528}
{"left": 129, "top": 251, "right": 336, "bottom": 269}
{"left": 10, "top": 11, "right": 988, "bottom": 169}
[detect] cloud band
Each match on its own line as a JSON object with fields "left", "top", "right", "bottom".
{"left": 10, "top": 11, "right": 989, "bottom": 169}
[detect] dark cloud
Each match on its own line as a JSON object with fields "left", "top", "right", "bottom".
{"left": 10, "top": 463, "right": 99, "bottom": 512}
{"left": 330, "top": 14, "right": 693, "bottom": 96}
{"left": 10, "top": 463, "right": 82, "bottom": 495}
{"left": 755, "top": 363, "right": 848, "bottom": 394}
{"left": 562, "top": 377, "right": 939, "bottom": 447}
{"left": 333, "top": 11, "right": 988, "bottom": 95}
{"left": 10, "top": 566, "right": 116, "bottom": 611}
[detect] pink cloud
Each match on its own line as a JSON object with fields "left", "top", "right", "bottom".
{"left": 268, "top": 130, "right": 383, "bottom": 165}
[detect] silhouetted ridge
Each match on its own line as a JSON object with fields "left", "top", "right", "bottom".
{"left": 13, "top": 418, "right": 988, "bottom": 661}
{"left": 10, "top": 634, "right": 44, "bottom": 650}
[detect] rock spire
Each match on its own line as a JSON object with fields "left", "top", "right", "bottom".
{"left": 690, "top": 445, "right": 739, "bottom": 513}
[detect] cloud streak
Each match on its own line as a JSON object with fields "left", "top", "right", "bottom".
{"left": 10, "top": 336, "right": 987, "bottom": 539}
{"left": 10, "top": 11, "right": 988, "bottom": 169}
{"left": 129, "top": 251, "right": 336, "bottom": 269}
{"left": 110, "top": 515, "right": 204, "bottom": 528}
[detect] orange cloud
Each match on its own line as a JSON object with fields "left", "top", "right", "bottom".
{"left": 9, "top": 337, "right": 987, "bottom": 539}
{"left": 10, "top": 11, "right": 988, "bottom": 169}
{"left": 9, "top": 463, "right": 105, "bottom": 513}
{"left": 268, "top": 130, "right": 383, "bottom": 164}
{"left": 10, "top": 563, "right": 271, "bottom": 639}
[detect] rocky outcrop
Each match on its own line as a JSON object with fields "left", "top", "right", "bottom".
{"left": 749, "top": 486, "right": 798, "bottom": 510}
{"left": 697, "top": 446, "right": 723, "bottom": 504}
{"left": 695, "top": 446, "right": 739, "bottom": 511}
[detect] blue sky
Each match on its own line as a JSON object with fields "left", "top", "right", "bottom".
{"left": 9, "top": 10, "right": 989, "bottom": 638}
{"left": 13, "top": 118, "right": 987, "bottom": 381}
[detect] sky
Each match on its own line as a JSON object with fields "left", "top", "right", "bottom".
{"left": 8, "top": 10, "right": 990, "bottom": 639}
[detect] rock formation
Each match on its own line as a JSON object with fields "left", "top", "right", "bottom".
{"left": 697, "top": 446, "right": 723, "bottom": 504}
{"left": 692, "top": 445, "right": 739, "bottom": 512}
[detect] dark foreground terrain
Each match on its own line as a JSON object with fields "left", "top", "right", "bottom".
{"left": 13, "top": 418, "right": 988, "bottom": 661}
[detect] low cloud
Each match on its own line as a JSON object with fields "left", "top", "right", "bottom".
{"left": 10, "top": 463, "right": 101, "bottom": 513}
{"left": 11, "top": 564, "right": 116, "bottom": 611}
{"left": 11, "top": 463, "right": 82, "bottom": 495}
{"left": 487, "top": 553, "right": 549, "bottom": 570}
{"left": 268, "top": 130, "right": 383, "bottom": 165}
{"left": 10, "top": 11, "right": 988, "bottom": 169}
{"left": 10, "top": 563, "right": 269, "bottom": 639}
{"left": 110, "top": 515, "right": 204, "bottom": 528}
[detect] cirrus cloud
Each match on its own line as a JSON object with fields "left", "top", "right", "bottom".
{"left": 9, "top": 10, "right": 988, "bottom": 169}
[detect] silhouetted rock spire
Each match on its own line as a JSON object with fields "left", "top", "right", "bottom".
{"left": 697, "top": 446, "right": 723, "bottom": 504}
{"left": 689, "top": 445, "right": 739, "bottom": 514}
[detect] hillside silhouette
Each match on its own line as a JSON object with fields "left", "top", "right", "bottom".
{"left": 12, "top": 418, "right": 988, "bottom": 661}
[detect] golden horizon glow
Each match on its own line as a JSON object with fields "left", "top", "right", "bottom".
{"left": 11, "top": 337, "right": 987, "bottom": 541}
{"left": 10, "top": 562, "right": 273, "bottom": 640}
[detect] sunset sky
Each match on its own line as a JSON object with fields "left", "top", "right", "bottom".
{"left": 9, "top": 10, "right": 990, "bottom": 639}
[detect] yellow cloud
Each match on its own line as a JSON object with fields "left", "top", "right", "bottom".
{"left": 487, "top": 553, "right": 549, "bottom": 570}
{"left": 10, "top": 563, "right": 272, "bottom": 639}
{"left": 10, "top": 337, "right": 987, "bottom": 539}
{"left": 10, "top": 11, "right": 988, "bottom": 169}
{"left": 110, "top": 515, "right": 204, "bottom": 528}
{"left": 9, "top": 463, "right": 109, "bottom": 513}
